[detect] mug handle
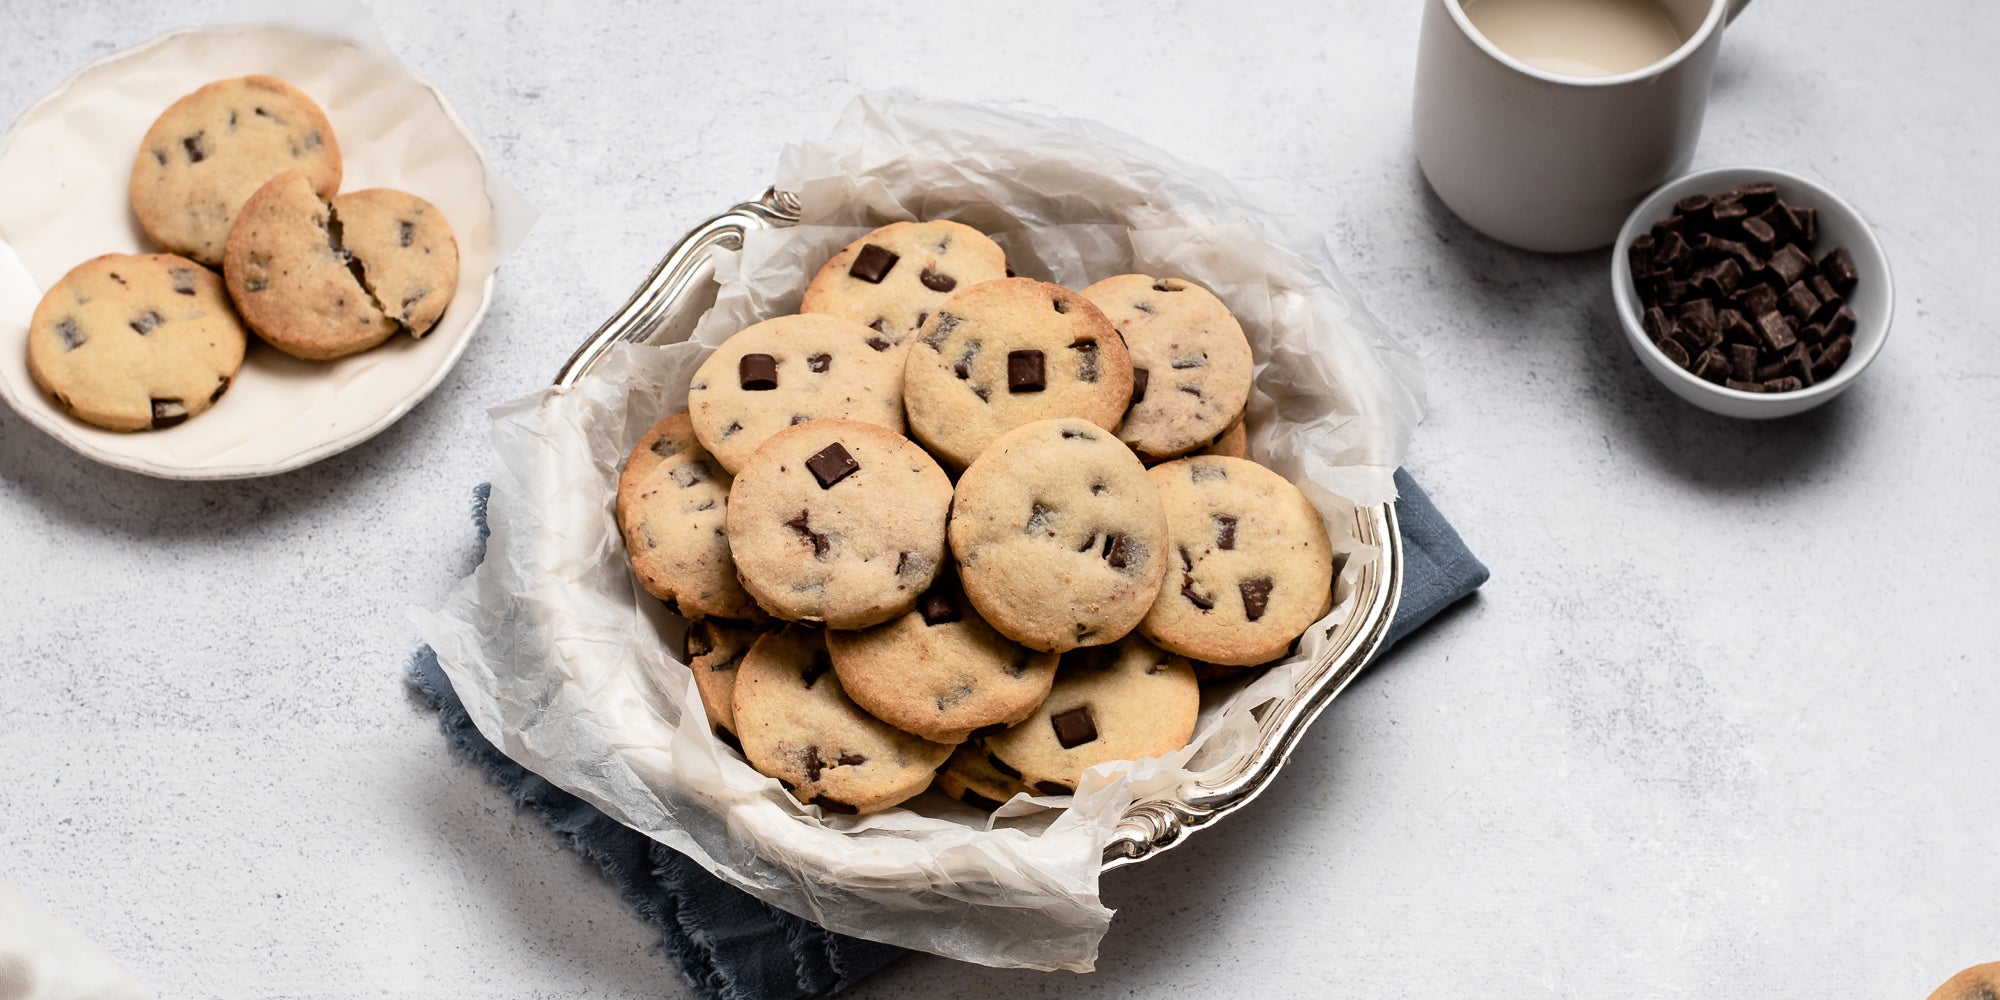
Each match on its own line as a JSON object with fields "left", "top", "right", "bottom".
{"left": 1727, "top": 0, "right": 1751, "bottom": 22}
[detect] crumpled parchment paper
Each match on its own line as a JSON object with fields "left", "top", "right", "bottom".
{"left": 412, "top": 93, "right": 1424, "bottom": 972}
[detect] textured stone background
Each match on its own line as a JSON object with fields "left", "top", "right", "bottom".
{"left": 2, "top": 1, "right": 1995, "bottom": 996}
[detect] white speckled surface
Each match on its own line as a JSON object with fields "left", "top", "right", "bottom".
{"left": 3, "top": 1, "right": 1996, "bottom": 997}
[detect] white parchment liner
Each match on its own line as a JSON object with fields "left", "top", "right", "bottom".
{"left": 412, "top": 94, "right": 1425, "bottom": 971}
{"left": 0, "top": 0, "right": 535, "bottom": 479}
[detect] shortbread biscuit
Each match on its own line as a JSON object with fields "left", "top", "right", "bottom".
{"left": 131, "top": 76, "right": 340, "bottom": 267}
{"left": 949, "top": 418, "right": 1168, "bottom": 653}
{"left": 732, "top": 626, "right": 953, "bottom": 815}
{"left": 982, "top": 634, "right": 1199, "bottom": 796}
{"left": 26, "top": 253, "right": 246, "bottom": 432}
{"left": 800, "top": 220, "right": 1007, "bottom": 351}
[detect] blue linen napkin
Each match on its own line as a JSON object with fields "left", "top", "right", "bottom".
{"left": 407, "top": 470, "right": 1486, "bottom": 999}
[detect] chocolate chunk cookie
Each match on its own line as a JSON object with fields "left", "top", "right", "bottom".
{"left": 1081, "top": 275, "right": 1254, "bottom": 462}
{"left": 982, "top": 634, "right": 1200, "bottom": 797}
{"left": 25, "top": 253, "right": 247, "bottom": 432}
{"left": 934, "top": 742, "right": 1032, "bottom": 812}
{"left": 616, "top": 411, "right": 704, "bottom": 521}
{"left": 682, "top": 617, "right": 762, "bottom": 746}
{"left": 725, "top": 420, "right": 952, "bottom": 629}
{"left": 948, "top": 418, "right": 1168, "bottom": 653}
{"left": 903, "top": 278, "right": 1134, "bottom": 470}
{"left": 687, "top": 314, "right": 906, "bottom": 474}
{"left": 130, "top": 76, "right": 341, "bottom": 267}
{"left": 1930, "top": 963, "right": 2000, "bottom": 1000}
{"left": 330, "top": 188, "right": 459, "bottom": 337}
{"left": 732, "top": 626, "right": 954, "bottom": 815}
{"left": 826, "top": 565, "right": 1059, "bottom": 744}
{"left": 1142, "top": 456, "right": 1335, "bottom": 666}
{"left": 615, "top": 432, "right": 760, "bottom": 621}
{"left": 223, "top": 171, "right": 397, "bottom": 360}
{"left": 800, "top": 220, "right": 1007, "bottom": 351}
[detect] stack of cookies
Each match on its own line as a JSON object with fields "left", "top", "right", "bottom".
{"left": 616, "top": 220, "right": 1336, "bottom": 816}
{"left": 25, "top": 75, "right": 459, "bottom": 433}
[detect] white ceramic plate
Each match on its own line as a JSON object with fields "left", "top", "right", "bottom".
{"left": 0, "top": 19, "right": 529, "bottom": 479}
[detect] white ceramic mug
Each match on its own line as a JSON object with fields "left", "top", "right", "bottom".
{"left": 1413, "top": 0, "right": 1751, "bottom": 253}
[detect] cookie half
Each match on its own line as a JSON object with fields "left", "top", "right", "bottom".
{"left": 982, "top": 634, "right": 1200, "bottom": 797}
{"left": 26, "top": 254, "right": 246, "bottom": 432}
{"left": 902, "top": 278, "right": 1133, "bottom": 470}
{"left": 949, "top": 418, "right": 1168, "bottom": 653}
{"left": 616, "top": 411, "right": 704, "bottom": 522}
{"left": 223, "top": 171, "right": 397, "bottom": 360}
{"left": 724, "top": 420, "right": 952, "bottom": 629}
{"left": 1141, "top": 456, "right": 1335, "bottom": 666}
{"left": 800, "top": 220, "right": 1007, "bottom": 351}
{"left": 331, "top": 188, "right": 459, "bottom": 337}
{"left": 683, "top": 617, "right": 763, "bottom": 746}
{"left": 687, "top": 314, "right": 906, "bottom": 474}
{"left": 826, "top": 565, "right": 1059, "bottom": 744}
{"left": 130, "top": 75, "right": 341, "bottom": 267}
{"left": 732, "top": 626, "right": 954, "bottom": 815}
{"left": 1082, "top": 275, "right": 1254, "bottom": 462}
{"left": 616, "top": 435, "right": 761, "bottom": 621}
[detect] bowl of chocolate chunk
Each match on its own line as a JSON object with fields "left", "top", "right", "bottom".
{"left": 1613, "top": 166, "right": 1892, "bottom": 419}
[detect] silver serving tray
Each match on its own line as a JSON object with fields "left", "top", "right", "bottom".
{"left": 555, "top": 190, "right": 1404, "bottom": 871}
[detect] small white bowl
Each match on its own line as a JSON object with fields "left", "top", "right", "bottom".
{"left": 1612, "top": 166, "right": 1892, "bottom": 419}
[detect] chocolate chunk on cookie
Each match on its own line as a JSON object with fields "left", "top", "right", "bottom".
{"left": 982, "top": 634, "right": 1199, "bottom": 796}
{"left": 732, "top": 626, "right": 954, "bottom": 815}
{"left": 687, "top": 314, "right": 906, "bottom": 474}
{"left": 26, "top": 254, "right": 247, "bottom": 432}
{"left": 130, "top": 76, "right": 341, "bottom": 267}
{"left": 904, "top": 278, "right": 1135, "bottom": 470}
{"left": 800, "top": 221, "right": 1007, "bottom": 351}
{"left": 725, "top": 420, "right": 952, "bottom": 629}
{"left": 1142, "top": 456, "right": 1335, "bottom": 666}
{"left": 1081, "top": 275, "right": 1255, "bottom": 462}
{"left": 330, "top": 188, "right": 460, "bottom": 338}
{"left": 826, "top": 564, "right": 1059, "bottom": 744}
{"left": 948, "top": 418, "right": 1169, "bottom": 653}
{"left": 615, "top": 431, "right": 761, "bottom": 621}
{"left": 223, "top": 171, "right": 396, "bottom": 360}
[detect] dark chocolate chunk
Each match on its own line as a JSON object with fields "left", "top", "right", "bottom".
{"left": 1658, "top": 231, "right": 1693, "bottom": 275}
{"left": 739, "top": 353, "right": 778, "bottom": 390}
{"left": 210, "top": 375, "right": 231, "bottom": 402}
{"left": 1169, "top": 352, "right": 1207, "bottom": 370}
{"left": 170, "top": 268, "right": 198, "bottom": 296}
{"left": 987, "top": 753, "right": 1022, "bottom": 779}
{"left": 1760, "top": 204, "right": 1801, "bottom": 245}
{"left": 1756, "top": 311, "right": 1798, "bottom": 352}
{"left": 1035, "top": 780, "right": 1074, "bottom": 797}
{"left": 302, "top": 132, "right": 323, "bottom": 151}
{"left": 865, "top": 336, "right": 892, "bottom": 352}
{"left": 1182, "top": 577, "right": 1215, "bottom": 610}
{"left": 1794, "top": 205, "right": 1818, "bottom": 244}
{"left": 1711, "top": 198, "right": 1749, "bottom": 226}
{"left": 1697, "top": 259, "right": 1743, "bottom": 298}
{"left": 1693, "top": 349, "right": 1729, "bottom": 384}
{"left": 1739, "top": 216, "right": 1777, "bottom": 250}
{"left": 919, "top": 585, "right": 961, "bottom": 626}
{"left": 805, "top": 442, "right": 858, "bottom": 489}
{"left": 1659, "top": 337, "right": 1690, "bottom": 368}
{"left": 398, "top": 220, "right": 415, "bottom": 248}
{"left": 1677, "top": 297, "right": 1717, "bottom": 333}
{"left": 1102, "top": 533, "right": 1135, "bottom": 569}
{"left": 1189, "top": 463, "right": 1228, "bottom": 483}
{"left": 1797, "top": 321, "right": 1828, "bottom": 345}
{"left": 1739, "top": 283, "right": 1779, "bottom": 318}
{"left": 1729, "top": 343, "right": 1759, "bottom": 383}
{"left": 129, "top": 311, "right": 163, "bottom": 336}
{"left": 1239, "top": 577, "right": 1274, "bottom": 621}
{"left": 182, "top": 132, "right": 206, "bottom": 163}
{"left": 807, "top": 353, "right": 831, "bottom": 374}
{"left": 1814, "top": 335, "right": 1852, "bottom": 378}
{"left": 918, "top": 268, "right": 956, "bottom": 292}
{"left": 1781, "top": 281, "right": 1822, "bottom": 321}
{"left": 1762, "top": 375, "right": 1803, "bottom": 393}
{"left": 848, "top": 243, "right": 898, "bottom": 283}
{"left": 1023, "top": 501, "right": 1052, "bottom": 536}
{"left": 1819, "top": 247, "right": 1859, "bottom": 291}
{"left": 1674, "top": 193, "right": 1714, "bottom": 223}
{"left": 1130, "top": 367, "right": 1149, "bottom": 406}
{"left": 54, "top": 317, "right": 85, "bottom": 351}
{"left": 150, "top": 398, "right": 188, "bottom": 429}
{"left": 1070, "top": 339, "right": 1100, "bottom": 383}
{"left": 1007, "top": 350, "right": 1045, "bottom": 393}
{"left": 1825, "top": 305, "right": 1857, "bottom": 340}
{"left": 1152, "top": 280, "right": 1184, "bottom": 293}
{"left": 1755, "top": 359, "right": 1791, "bottom": 382}
{"left": 1768, "top": 244, "right": 1813, "bottom": 286}
{"left": 1787, "top": 343, "right": 1815, "bottom": 386}
{"left": 1725, "top": 378, "right": 1764, "bottom": 393}
{"left": 1643, "top": 306, "right": 1674, "bottom": 343}
{"left": 836, "top": 752, "right": 867, "bottom": 767}
{"left": 1736, "top": 181, "right": 1778, "bottom": 211}
{"left": 1628, "top": 237, "right": 1656, "bottom": 283}
{"left": 1809, "top": 274, "right": 1839, "bottom": 310}
{"left": 786, "top": 509, "right": 830, "bottom": 559}
{"left": 1050, "top": 706, "right": 1098, "bottom": 749}
{"left": 1214, "top": 515, "right": 1238, "bottom": 550}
